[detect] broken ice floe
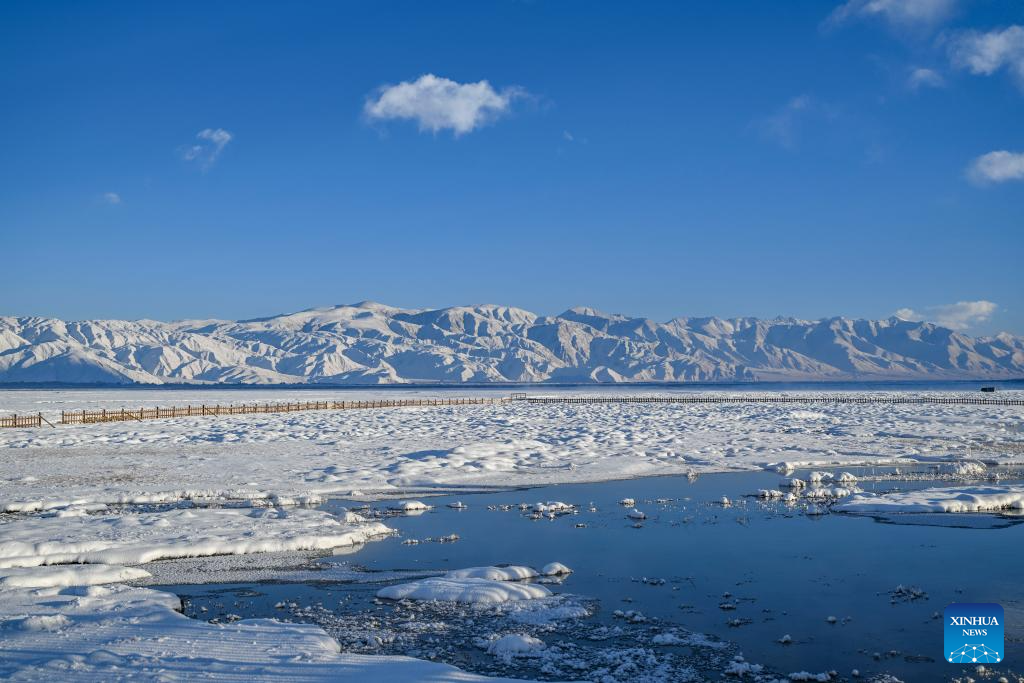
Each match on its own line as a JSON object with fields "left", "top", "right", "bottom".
{"left": 532, "top": 501, "right": 575, "bottom": 515}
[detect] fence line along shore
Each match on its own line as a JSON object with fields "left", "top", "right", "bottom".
{"left": 0, "top": 392, "right": 1021, "bottom": 429}
{"left": 514, "top": 394, "right": 1024, "bottom": 406}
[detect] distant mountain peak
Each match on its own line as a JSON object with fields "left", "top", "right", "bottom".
{"left": 562, "top": 306, "right": 613, "bottom": 318}
{"left": 0, "top": 303, "right": 1019, "bottom": 385}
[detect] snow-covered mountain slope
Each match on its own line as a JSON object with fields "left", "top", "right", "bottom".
{"left": 1, "top": 302, "right": 1022, "bottom": 384}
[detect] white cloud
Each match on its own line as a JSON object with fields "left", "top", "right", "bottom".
{"left": 101, "top": 192, "right": 121, "bottom": 205}
{"left": 895, "top": 300, "right": 998, "bottom": 330}
{"left": 907, "top": 67, "right": 944, "bottom": 89}
{"left": 364, "top": 74, "right": 524, "bottom": 136}
{"left": 182, "top": 128, "right": 233, "bottom": 168}
{"left": 967, "top": 150, "right": 1024, "bottom": 184}
{"left": 948, "top": 25, "right": 1024, "bottom": 88}
{"left": 754, "top": 95, "right": 817, "bottom": 149}
{"left": 825, "top": 0, "right": 956, "bottom": 30}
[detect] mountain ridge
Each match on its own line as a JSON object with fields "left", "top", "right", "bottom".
{"left": 1, "top": 302, "right": 1021, "bottom": 385}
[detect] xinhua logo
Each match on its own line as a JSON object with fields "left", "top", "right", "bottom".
{"left": 944, "top": 603, "right": 1004, "bottom": 664}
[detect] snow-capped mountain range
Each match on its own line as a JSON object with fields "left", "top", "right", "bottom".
{"left": 1, "top": 302, "right": 1021, "bottom": 384}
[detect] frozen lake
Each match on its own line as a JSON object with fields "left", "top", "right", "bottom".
{"left": 3, "top": 385, "right": 1022, "bottom": 680}
{"left": 161, "top": 467, "right": 1024, "bottom": 682}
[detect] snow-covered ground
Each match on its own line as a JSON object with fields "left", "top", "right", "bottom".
{"left": 2, "top": 389, "right": 1022, "bottom": 512}
{"left": 1, "top": 388, "right": 1022, "bottom": 680}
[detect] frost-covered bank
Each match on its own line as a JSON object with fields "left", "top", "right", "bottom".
{"left": 0, "top": 507, "right": 392, "bottom": 568}
{"left": 0, "top": 503, "right": 532, "bottom": 680}
{"left": 0, "top": 572, "right": 531, "bottom": 681}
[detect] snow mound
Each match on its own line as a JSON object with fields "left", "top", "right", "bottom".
{"left": 377, "top": 577, "right": 551, "bottom": 604}
{"left": 486, "top": 633, "right": 546, "bottom": 661}
{"left": 16, "top": 614, "right": 73, "bottom": 632}
{"left": 0, "top": 507, "right": 392, "bottom": 568}
{"left": 541, "top": 562, "right": 572, "bottom": 576}
{"left": 446, "top": 565, "right": 539, "bottom": 581}
{"left": 389, "top": 500, "right": 431, "bottom": 512}
{"left": 937, "top": 461, "right": 987, "bottom": 477}
{"left": 838, "top": 485, "right": 1024, "bottom": 514}
{"left": 790, "top": 411, "right": 829, "bottom": 420}
{"left": 0, "top": 564, "right": 150, "bottom": 589}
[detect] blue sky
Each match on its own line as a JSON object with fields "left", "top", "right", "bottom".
{"left": 1, "top": 1, "right": 1021, "bottom": 335}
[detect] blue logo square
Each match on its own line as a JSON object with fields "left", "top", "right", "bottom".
{"left": 945, "top": 603, "right": 1004, "bottom": 664}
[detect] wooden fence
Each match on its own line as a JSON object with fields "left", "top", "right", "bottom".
{"left": 516, "top": 395, "right": 1024, "bottom": 406}
{"left": 58, "top": 397, "right": 508, "bottom": 425}
{"left": 0, "top": 413, "right": 46, "bottom": 428}
{"left": 2, "top": 392, "right": 1020, "bottom": 429}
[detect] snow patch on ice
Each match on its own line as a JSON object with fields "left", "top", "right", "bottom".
{"left": 839, "top": 485, "right": 1024, "bottom": 514}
